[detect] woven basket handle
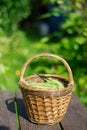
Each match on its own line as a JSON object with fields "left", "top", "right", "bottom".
{"left": 20, "top": 53, "right": 74, "bottom": 86}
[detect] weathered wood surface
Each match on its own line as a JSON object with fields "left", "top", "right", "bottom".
{"left": 62, "top": 94, "right": 87, "bottom": 130}
{"left": 0, "top": 91, "right": 18, "bottom": 130}
{"left": 0, "top": 91, "right": 87, "bottom": 130}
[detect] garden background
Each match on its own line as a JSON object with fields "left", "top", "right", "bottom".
{"left": 0, "top": 0, "right": 87, "bottom": 106}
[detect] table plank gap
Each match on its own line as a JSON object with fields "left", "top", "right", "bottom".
{"left": 59, "top": 122, "right": 64, "bottom": 130}
{"left": 14, "top": 97, "right": 21, "bottom": 130}
{"left": 61, "top": 93, "right": 87, "bottom": 130}
{"left": 16, "top": 90, "right": 60, "bottom": 130}
{"left": 0, "top": 91, "right": 18, "bottom": 130}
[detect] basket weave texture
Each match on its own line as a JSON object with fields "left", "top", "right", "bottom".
{"left": 19, "top": 53, "right": 74, "bottom": 125}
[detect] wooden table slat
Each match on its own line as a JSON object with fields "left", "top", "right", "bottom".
{"left": 62, "top": 94, "right": 87, "bottom": 130}
{"left": 0, "top": 90, "right": 87, "bottom": 130}
{"left": 0, "top": 91, "right": 18, "bottom": 130}
{"left": 16, "top": 91, "right": 60, "bottom": 130}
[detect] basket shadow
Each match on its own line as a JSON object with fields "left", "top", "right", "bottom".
{"left": 16, "top": 98, "right": 29, "bottom": 121}
{"left": 5, "top": 98, "right": 16, "bottom": 114}
{"left": 5, "top": 98, "right": 29, "bottom": 121}
{"left": 0, "top": 125, "right": 10, "bottom": 130}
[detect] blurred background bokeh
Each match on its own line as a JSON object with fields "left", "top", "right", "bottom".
{"left": 0, "top": 0, "right": 87, "bottom": 106}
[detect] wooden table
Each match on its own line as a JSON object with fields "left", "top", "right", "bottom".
{"left": 0, "top": 91, "right": 87, "bottom": 130}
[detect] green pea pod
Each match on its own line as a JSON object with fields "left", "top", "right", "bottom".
{"left": 24, "top": 78, "right": 64, "bottom": 89}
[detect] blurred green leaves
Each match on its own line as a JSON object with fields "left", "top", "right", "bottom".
{"left": 0, "top": 0, "right": 31, "bottom": 35}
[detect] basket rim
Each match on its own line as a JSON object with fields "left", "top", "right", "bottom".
{"left": 19, "top": 74, "right": 74, "bottom": 92}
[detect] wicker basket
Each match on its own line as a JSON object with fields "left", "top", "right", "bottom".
{"left": 19, "top": 53, "right": 74, "bottom": 125}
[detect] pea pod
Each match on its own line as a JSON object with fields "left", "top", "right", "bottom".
{"left": 24, "top": 78, "right": 64, "bottom": 89}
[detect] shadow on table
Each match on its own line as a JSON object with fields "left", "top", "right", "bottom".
{"left": 5, "top": 98, "right": 29, "bottom": 121}
{"left": 0, "top": 125, "right": 10, "bottom": 130}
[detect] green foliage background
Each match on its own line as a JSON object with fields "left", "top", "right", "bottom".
{"left": 0, "top": 0, "right": 87, "bottom": 106}
{"left": 0, "top": 0, "right": 31, "bottom": 34}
